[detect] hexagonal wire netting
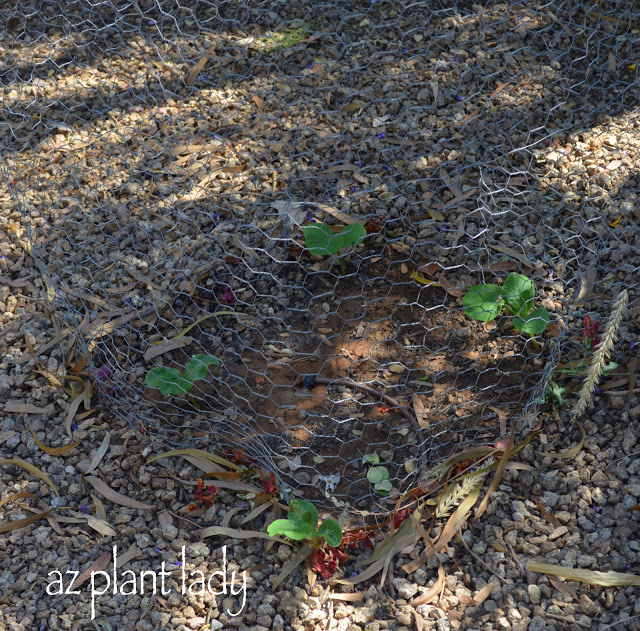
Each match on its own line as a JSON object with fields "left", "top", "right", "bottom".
{"left": 3, "top": 0, "right": 640, "bottom": 509}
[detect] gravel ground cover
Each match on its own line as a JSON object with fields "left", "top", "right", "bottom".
{"left": 2, "top": 0, "right": 640, "bottom": 629}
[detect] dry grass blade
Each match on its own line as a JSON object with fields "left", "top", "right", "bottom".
{"left": 474, "top": 427, "right": 514, "bottom": 521}
{"left": 240, "top": 500, "right": 275, "bottom": 525}
{"left": 332, "top": 557, "right": 386, "bottom": 586}
{"left": 411, "top": 564, "right": 445, "bottom": 606}
{"left": 529, "top": 561, "right": 640, "bottom": 586}
{"left": 541, "top": 420, "right": 585, "bottom": 459}
{"left": 200, "top": 525, "right": 291, "bottom": 545}
{"left": 84, "top": 432, "right": 110, "bottom": 475}
{"left": 30, "top": 429, "right": 81, "bottom": 456}
{"left": 0, "top": 508, "right": 53, "bottom": 533}
{"left": 271, "top": 542, "right": 315, "bottom": 590}
{"left": 0, "top": 458, "right": 60, "bottom": 498}
{"left": 403, "top": 484, "right": 482, "bottom": 574}
{"left": 84, "top": 476, "right": 152, "bottom": 510}
{"left": 147, "top": 449, "right": 242, "bottom": 471}
{"left": 221, "top": 506, "right": 245, "bottom": 529}
{"left": 409, "top": 520, "right": 445, "bottom": 605}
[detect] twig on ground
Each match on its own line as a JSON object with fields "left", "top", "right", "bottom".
{"left": 456, "top": 533, "right": 508, "bottom": 585}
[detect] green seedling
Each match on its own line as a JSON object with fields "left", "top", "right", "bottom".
{"left": 145, "top": 354, "right": 220, "bottom": 407}
{"left": 537, "top": 380, "right": 569, "bottom": 408}
{"left": 302, "top": 222, "right": 367, "bottom": 275}
{"left": 362, "top": 453, "right": 392, "bottom": 495}
{"left": 257, "top": 19, "right": 319, "bottom": 55}
{"left": 267, "top": 498, "right": 342, "bottom": 547}
{"left": 463, "top": 273, "right": 550, "bottom": 336}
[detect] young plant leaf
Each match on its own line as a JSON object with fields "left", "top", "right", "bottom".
{"left": 502, "top": 273, "right": 535, "bottom": 315}
{"left": 374, "top": 480, "right": 393, "bottom": 495}
{"left": 184, "top": 354, "right": 220, "bottom": 382}
{"left": 288, "top": 499, "right": 319, "bottom": 528}
{"left": 145, "top": 366, "right": 192, "bottom": 395}
{"left": 362, "top": 453, "right": 380, "bottom": 466}
{"left": 513, "top": 307, "right": 549, "bottom": 335}
{"left": 303, "top": 222, "right": 366, "bottom": 256}
{"left": 462, "top": 284, "right": 503, "bottom": 322}
{"left": 267, "top": 518, "right": 316, "bottom": 541}
{"left": 367, "top": 466, "right": 390, "bottom": 484}
{"left": 318, "top": 519, "right": 343, "bottom": 547}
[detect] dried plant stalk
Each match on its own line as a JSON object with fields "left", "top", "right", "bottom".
{"left": 570, "top": 289, "right": 628, "bottom": 421}
{"left": 436, "top": 464, "right": 491, "bottom": 519}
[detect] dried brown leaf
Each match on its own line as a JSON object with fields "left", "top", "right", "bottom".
{"left": 0, "top": 491, "right": 39, "bottom": 508}
{"left": 5, "top": 401, "right": 55, "bottom": 415}
{"left": 143, "top": 337, "right": 194, "bottom": 361}
{"left": 84, "top": 432, "right": 111, "bottom": 475}
{"left": 412, "top": 394, "right": 430, "bottom": 429}
{"left": 84, "top": 476, "right": 152, "bottom": 510}
{"left": 185, "top": 43, "right": 217, "bottom": 86}
{"left": 0, "top": 458, "right": 60, "bottom": 497}
{"left": 0, "top": 508, "right": 53, "bottom": 533}
{"left": 65, "top": 382, "right": 91, "bottom": 438}
{"left": 472, "top": 582, "right": 494, "bottom": 605}
{"left": 30, "top": 430, "right": 81, "bottom": 456}
{"left": 548, "top": 575, "right": 579, "bottom": 599}
{"left": 328, "top": 592, "right": 365, "bottom": 601}
{"left": 70, "top": 552, "right": 111, "bottom": 591}
{"left": 474, "top": 427, "right": 514, "bottom": 522}
{"left": 0, "top": 430, "right": 17, "bottom": 445}
{"left": 272, "top": 542, "right": 315, "bottom": 590}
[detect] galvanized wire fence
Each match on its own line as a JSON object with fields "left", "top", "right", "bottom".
{"left": 3, "top": 0, "right": 640, "bottom": 507}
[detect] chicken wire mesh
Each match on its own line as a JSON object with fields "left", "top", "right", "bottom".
{"left": 3, "top": 0, "right": 640, "bottom": 508}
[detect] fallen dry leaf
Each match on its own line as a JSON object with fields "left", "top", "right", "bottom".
{"left": 30, "top": 429, "right": 81, "bottom": 456}
{"left": 0, "top": 458, "right": 60, "bottom": 497}
{"left": 0, "top": 508, "right": 53, "bottom": 533}
{"left": 70, "top": 552, "right": 111, "bottom": 591}
{"left": 4, "top": 401, "right": 55, "bottom": 415}
{"left": 84, "top": 476, "right": 152, "bottom": 510}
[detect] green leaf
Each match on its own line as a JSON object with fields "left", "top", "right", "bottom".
{"left": 145, "top": 367, "right": 193, "bottom": 396}
{"left": 184, "top": 354, "right": 220, "bottom": 382}
{"left": 513, "top": 307, "right": 549, "bottom": 335}
{"left": 302, "top": 223, "right": 366, "bottom": 256}
{"left": 462, "top": 284, "right": 503, "bottom": 322}
{"left": 374, "top": 480, "right": 393, "bottom": 495}
{"left": 303, "top": 223, "right": 334, "bottom": 256}
{"left": 502, "top": 273, "right": 535, "bottom": 315}
{"left": 332, "top": 223, "right": 367, "bottom": 252}
{"left": 367, "top": 466, "right": 390, "bottom": 484}
{"left": 267, "top": 519, "right": 316, "bottom": 541}
{"left": 288, "top": 499, "right": 318, "bottom": 529}
{"left": 318, "top": 519, "right": 343, "bottom": 547}
{"left": 362, "top": 453, "right": 380, "bottom": 466}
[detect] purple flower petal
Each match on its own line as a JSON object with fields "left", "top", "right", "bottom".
{"left": 377, "top": 132, "right": 386, "bottom": 139}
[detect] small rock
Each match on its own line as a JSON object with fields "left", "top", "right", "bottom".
{"left": 392, "top": 577, "right": 418, "bottom": 600}
{"left": 527, "top": 584, "right": 541, "bottom": 606}
{"left": 528, "top": 615, "right": 546, "bottom": 631}
{"left": 162, "top": 524, "right": 178, "bottom": 541}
